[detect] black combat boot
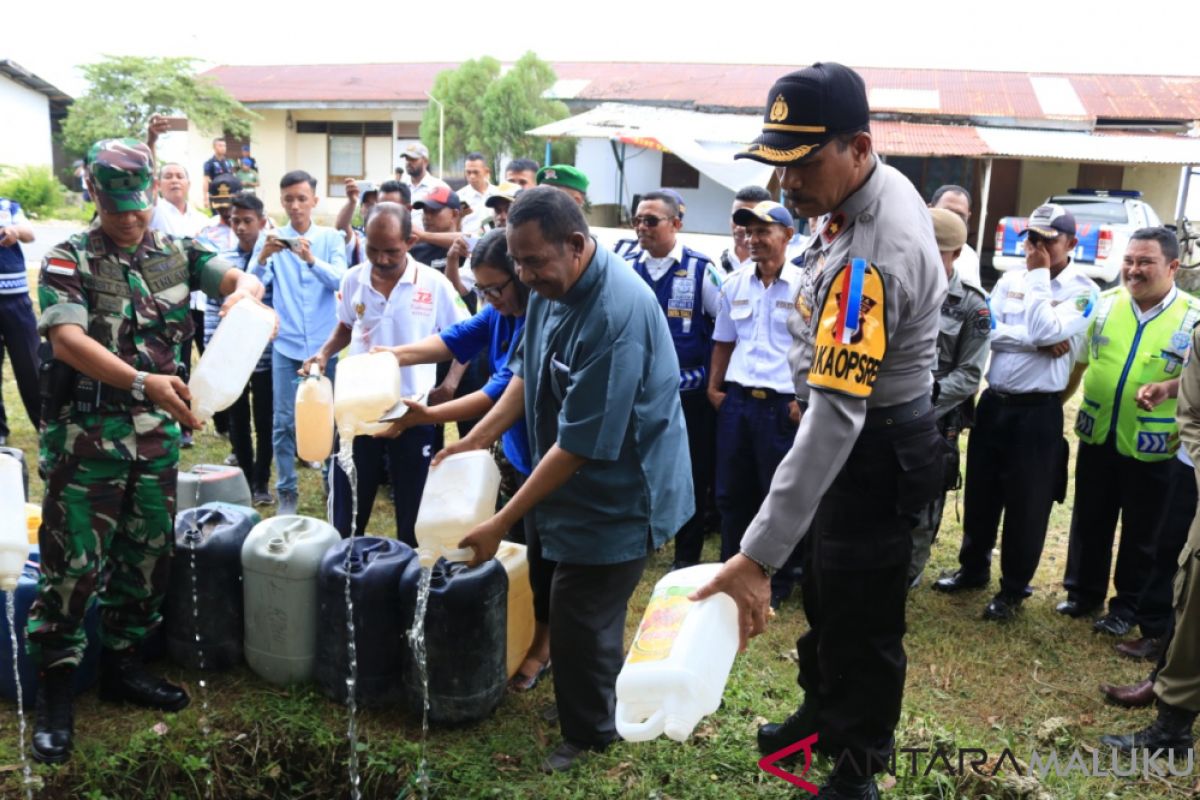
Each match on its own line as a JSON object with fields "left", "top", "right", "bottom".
{"left": 757, "top": 703, "right": 818, "bottom": 756}
{"left": 1100, "top": 701, "right": 1197, "bottom": 753}
{"left": 817, "top": 772, "right": 880, "bottom": 799}
{"left": 32, "top": 666, "right": 75, "bottom": 764}
{"left": 99, "top": 647, "right": 190, "bottom": 712}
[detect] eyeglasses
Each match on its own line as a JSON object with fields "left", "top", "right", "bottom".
{"left": 475, "top": 277, "right": 513, "bottom": 300}
{"left": 633, "top": 215, "right": 676, "bottom": 228}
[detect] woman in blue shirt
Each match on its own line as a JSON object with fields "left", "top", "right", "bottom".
{"left": 374, "top": 229, "right": 552, "bottom": 692}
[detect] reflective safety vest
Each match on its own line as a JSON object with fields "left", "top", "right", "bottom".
{"left": 1075, "top": 288, "right": 1200, "bottom": 461}
{"left": 626, "top": 245, "right": 715, "bottom": 392}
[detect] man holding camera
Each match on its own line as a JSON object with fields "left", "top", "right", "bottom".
{"left": 934, "top": 203, "right": 1098, "bottom": 620}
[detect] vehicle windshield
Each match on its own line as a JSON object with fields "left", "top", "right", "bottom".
{"left": 1051, "top": 198, "right": 1129, "bottom": 225}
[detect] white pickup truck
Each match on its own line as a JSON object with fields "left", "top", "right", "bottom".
{"left": 993, "top": 189, "right": 1162, "bottom": 286}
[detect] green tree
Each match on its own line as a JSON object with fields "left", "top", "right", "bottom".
{"left": 481, "top": 52, "right": 569, "bottom": 166}
{"left": 60, "top": 56, "right": 251, "bottom": 154}
{"left": 419, "top": 52, "right": 569, "bottom": 173}
{"left": 419, "top": 56, "right": 502, "bottom": 169}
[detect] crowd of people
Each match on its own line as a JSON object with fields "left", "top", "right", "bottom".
{"left": 2, "top": 62, "right": 1198, "bottom": 796}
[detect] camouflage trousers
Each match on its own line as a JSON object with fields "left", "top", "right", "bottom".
{"left": 27, "top": 452, "right": 178, "bottom": 669}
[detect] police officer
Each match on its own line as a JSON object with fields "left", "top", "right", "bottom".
{"left": 933, "top": 204, "right": 1098, "bottom": 621}
{"left": 707, "top": 200, "right": 803, "bottom": 607}
{"left": 619, "top": 190, "right": 722, "bottom": 569}
{"left": 1099, "top": 307, "right": 1200, "bottom": 755}
{"left": 26, "top": 139, "right": 271, "bottom": 764}
{"left": 908, "top": 209, "right": 990, "bottom": 587}
{"left": 0, "top": 195, "right": 40, "bottom": 444}
{"left": 694, "top": 63, "right": 947, "bottom": 800}
{"left": 1059, "top": 227, "right": 1200, "bottom": 635}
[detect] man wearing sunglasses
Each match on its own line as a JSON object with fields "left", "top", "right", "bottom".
{"left": 619, "top": 190, "right": 723, "bottom": 571}
{"left": 935, "top": 203, "right": 1098, "bottom": 622}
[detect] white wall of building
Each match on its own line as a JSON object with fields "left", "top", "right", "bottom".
{"left": 0, "top": 75, "right": 52, "bottom": 168}
{"left": 575, "top": 138, "right": 738, "bottom": 237}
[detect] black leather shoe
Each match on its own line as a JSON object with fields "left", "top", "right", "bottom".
{"left": 32, "top": 666, "right": 74, "bottom": 764}
{"left": 1093, "top": 613, "right": 1134, "bottom": 637}
{"left": 539, "top": 739, "right": 609, "bottom": 773}
{"left": 99, "top": 648, "right": 190, "bottom": 712}
{"left": 1100, "top": 702, "right": 1197, "bottom": 754}
{"left": 757, "top": 704, "right": 818, "bottom": 756}
{"left": 1055, "top": 599, "right": 1100, "bottom": 618}
{"left": 982, "top": 592, "right": 1023, "bottom": 621}
{"left": 817, "top": 773, "right": 880, "bottom": 799}
{"left": 931, "top": 570, "right": 989, "bottom": 594}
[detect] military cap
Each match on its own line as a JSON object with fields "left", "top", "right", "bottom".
{"left": 930, "top": 208, "right": 968, "bottom": 252}
{"left": 736, "top": 62, "right": 870, "bottom": 166}
{"left": 86, "top": 138, "right": 156, "bottom": 213}
{"left": 732, "top": 200, "right": 793, "bottom": 228}
{"left": 537, "top": 164, "right": 589, "bottom": 195}
{"left": 485, "top": 182, "right": 522, "bottom": 209}
{"left": 208, "top": 174, "right": 244, "bottom": 208}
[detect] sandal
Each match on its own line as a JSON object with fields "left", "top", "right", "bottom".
{"left": 508, "top": 658, "right": 551, "bottom": 693}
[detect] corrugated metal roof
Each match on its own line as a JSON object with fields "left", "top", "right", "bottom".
{"left": 976, "top": 127, "right": 1200, "bottom": 164}
{"left": 871, "top": 121, "right": 991, "bottom": 157}
{"left": 528, "top": 103, "right": 761, "bottom": 144}
{"left": 204, "top": 62, "right": 1200, "bottom": 123}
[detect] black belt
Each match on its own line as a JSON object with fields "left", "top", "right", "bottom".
{"left": 728, "top": 383, "right": 790, "bottom": 401}
{"left": 985, "top": 388, "right": 1059, "bottom": 406}
{"left": 863, "top": 395, "right": 932, "bottom": 430}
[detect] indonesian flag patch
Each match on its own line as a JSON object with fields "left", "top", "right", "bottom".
{"left": 45, "top": 257, "right": 77, "bottom": 277}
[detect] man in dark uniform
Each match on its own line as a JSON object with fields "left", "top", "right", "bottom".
{"left": 908, "top": 209, "right": 990, "bottom": 587}
{"left": 694, "top": 64, "right": 947, "bottom": 799}
{"left": 0, "top": 196, "right": 40, "bottom": 443}
{"left": 26, "top": 139, "right": 271, "bottom": 764}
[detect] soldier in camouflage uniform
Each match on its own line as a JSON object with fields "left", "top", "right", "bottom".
{"left": 910, "top": 209, "right": 991, "bottom": 587}
{"left": 27, "top": 138, "right": 270, "bottom": 765}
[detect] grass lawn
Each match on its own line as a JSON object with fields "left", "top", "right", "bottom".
{"left": 0, "top": 328, "right": 1192, "bottom": 797}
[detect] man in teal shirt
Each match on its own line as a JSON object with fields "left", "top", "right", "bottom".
{"left": 441, "top": 186, "right": 692, "bottom": 772}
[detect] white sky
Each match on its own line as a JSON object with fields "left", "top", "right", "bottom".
{"left": 11, "top": 0, "right": 1200, "bottom": 99}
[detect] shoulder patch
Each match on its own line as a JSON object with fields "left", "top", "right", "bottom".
{"left": 807, "top": 258, "right": 887, "bottom": 398}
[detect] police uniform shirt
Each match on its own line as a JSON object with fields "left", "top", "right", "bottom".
{"left": 987, "top": 263, "right": 1098, "bottom": 394}
{"left": 933, "top": 268, "right": 991, "bottom": 417}
{"left": 336, "top": 258, "right": 469, "bottom": 397}
{"left": 713, "top": 261, "right": 803, "bottom": 394}
{"left": 740, "top": 159, "right": 947, "bottom": 568}
{"left": 636, "top": 240, "right": 724, "bottom": 319}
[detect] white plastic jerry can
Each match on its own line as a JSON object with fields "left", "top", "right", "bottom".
{"left": 190, "top": 298, "right": 275, "bottom": 423}
{"left": 615, "top": 563, "right": 738, "bottom": 742}
{"left": 0, "top": 455, "right": 27, "bottom": 591}
{"left": 332, "top": 352, "right": 402, "bottom": 439}
{"left": 413, "top": 451, "right": 501, "bottom": 564}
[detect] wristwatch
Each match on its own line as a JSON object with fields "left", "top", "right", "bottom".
{"left": 131, "top": 371, "right": 149, "bottom": 402}
{"left": 741, "top": 550, "right": 777, "bottom": 578}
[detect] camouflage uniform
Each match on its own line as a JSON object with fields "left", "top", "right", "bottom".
{"left": 27, "top": 143, "right": 232, "bottom": 669}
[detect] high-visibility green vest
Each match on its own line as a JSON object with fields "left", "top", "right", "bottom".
{"left": 1075, "top": 287, "right": 1200, "bottom": 461}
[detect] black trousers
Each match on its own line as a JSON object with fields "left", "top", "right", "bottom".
{"left": 550, "top": 554, "right": 647, "bottom": 748}
{"left": 673, "top": 389, "right": 714, "bottom": 565}
{"left": 1063, "top": 440, "right": 1173, "bottom": 619}
{"left": 227, "top": 369, "right": 273, "bottom": 491}
{"left": 797, "top": 411, "right": 944, "bottom": 774}
{"left": 330, "top": 426, "right": 434, "bottom": 545}
{"left": 958, "top": 390, "right": 1063, "bottom": 597}
{"left": 1136, "top": 458, "right": 1198, "bottom": 637}
{"left": 0, "top": 293, "right": 41, "bottom": 436}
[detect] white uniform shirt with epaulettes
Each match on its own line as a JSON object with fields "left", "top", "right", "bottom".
{"left": 986, "top": 263, "right": 1098, "bottom": 393}
{"left": 740, "top": 159, "right": 948, "bottom": 569}
{"left": 713, "top": 260, "right": 803, "bottom": 394}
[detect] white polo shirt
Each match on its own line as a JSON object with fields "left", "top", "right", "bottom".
{"left": 713, "top": 261, "right": 803, "bottom": 394}
{"left": 456, "top": 182, "right": 496, "bottom": 235}
{"left": 337, "top": 258, "right": 470, "bottom": 396}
